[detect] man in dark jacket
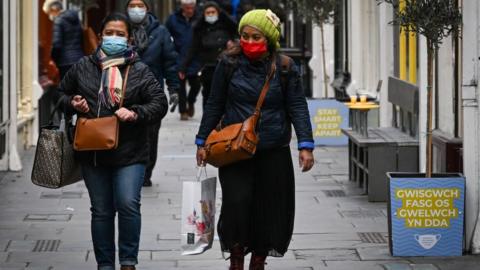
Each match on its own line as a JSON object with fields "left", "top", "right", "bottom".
{"left": 126, "top": 0, "right": 181, "bottom": 187}
{"left": 166, "top": 0, "right": 202, "bottom": 120}
{"left": 43, "top": 0, "right": 84, "bottom": 79}
{"left": 179, "top": 1, "right": 238, "bottom": 110}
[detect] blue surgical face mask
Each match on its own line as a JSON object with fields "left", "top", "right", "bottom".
{"left": 101, "top": 36, "right": 128, "bottom": 55}
{"left": 205, "top": 15, "right": 218, "bottom": 24}
{"left": 128, "top": 7, "right": 147, "bottom": 24}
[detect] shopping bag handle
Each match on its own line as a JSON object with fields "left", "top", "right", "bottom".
{"left": 196, "top": 166, "right": 208, "bottom": 182}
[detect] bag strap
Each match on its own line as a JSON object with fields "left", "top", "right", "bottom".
{"left": 119, "top": 65, "right": 131, "bottom": 108}
{"left": 48, "top": 98, "right": 64, "bottom": 126}
{"left": 279, "top": 54, "right": 292, "bottom": 93}
{"left": 253, "top": 56, "right": 277, "bottom": 117}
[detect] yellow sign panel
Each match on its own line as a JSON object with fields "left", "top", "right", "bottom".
{"left": 395, "top": 188, "right": 461, "bottom": 228}
{"left": 313, "top": 109, "right": 343, "bottom": 137}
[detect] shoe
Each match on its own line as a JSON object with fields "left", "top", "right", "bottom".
{"left": 187, "top": 102, "right": 195, "bottom": 117}
{"left": 180, "top": 113, "right": 189, "bottom": 121}
{"left": 143, "top": 178, "right": 152, "bottom": 187}
{"left": 229, "top": 245, "right": 245, "bottom": 270}
{"left": 249, "top": 254, "right": 266, "bottom": 270}
{"left": 120, "top": 266, "right": 136, "bottom": 270}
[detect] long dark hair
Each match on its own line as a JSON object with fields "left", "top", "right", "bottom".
{"left": 99, "top": 12, "right": 132, "bottom": 37}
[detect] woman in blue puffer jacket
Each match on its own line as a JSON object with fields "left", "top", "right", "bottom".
{"left": 195, "top": 9, "right": 315, "bottom": 270}
{"left": 43, "top": 0, "right": 84, "bottom": 79}
{"left": 124, "top": 0, "right": 181, "bottom": 187}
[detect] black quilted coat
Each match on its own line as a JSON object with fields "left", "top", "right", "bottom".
{"left": 59, "top": 55, "right": 168, "bottom": 166}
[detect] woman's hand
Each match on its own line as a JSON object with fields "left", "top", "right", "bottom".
{"left": 196, "top": 147, "right": 207, "bottom": 167}
{"left": 299, "top": 149, "right": 314, "bottom": 172}
{"left": 115, "top": 108, "right": 138, "bottom": 122}
{"left": 178, "top": 71, "right": 186, "bottom": 80}
{"left": 71, "top": 95, "right": 90, "bottom": 113}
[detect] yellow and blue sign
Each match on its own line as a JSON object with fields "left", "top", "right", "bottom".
{"left": 388, "top": 173, "right": 465, "bottom": 256}
{"left": 307, "top": 99, "right": 349, "bottom": 146}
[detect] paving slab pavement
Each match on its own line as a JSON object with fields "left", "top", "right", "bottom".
{"left": 0, "top": 111, "right": 479, "bottom": 269}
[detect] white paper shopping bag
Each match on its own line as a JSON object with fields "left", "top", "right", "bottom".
{"left": 181, "top": 167, "right": 217, "bottom": 255}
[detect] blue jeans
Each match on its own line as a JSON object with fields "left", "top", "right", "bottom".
{"left": 82, "top": 163, "right": 145, "bottom": 270}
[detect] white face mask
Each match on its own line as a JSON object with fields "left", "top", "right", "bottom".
{"left": 205, "top": 15, "right": 218, "bottom": 24}
{"left": 128, "top": 7, "right": 147, "bottom": 24}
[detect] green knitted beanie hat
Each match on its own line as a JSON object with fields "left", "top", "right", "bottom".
{"left": 239, "top": 9, "right": 281, "bottom": 49}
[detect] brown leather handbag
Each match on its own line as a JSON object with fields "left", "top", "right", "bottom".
{"left": 73, "top": 66, "right": 130, "bottom": 151}
{"left": 204, "top": 59, "right": 277, "bottom": 168}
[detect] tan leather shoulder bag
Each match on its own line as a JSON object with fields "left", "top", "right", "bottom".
{"left": 204, "top": 58, "right": 277, "bottom": 168}
{"left": 73, "top": 65, "right": 131, "bottom": 151}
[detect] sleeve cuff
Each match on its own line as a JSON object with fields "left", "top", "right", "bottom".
{"left": 195, "top": 138, "right": 206, "bottom": 146}
{"left": 298, "top": 141, "right": 315, "bottom": 150}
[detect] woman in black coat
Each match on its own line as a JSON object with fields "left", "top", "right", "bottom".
{"left": 179, "top": 1, "right": 238, "bottom": 110}
{"left": 59, "top": 13, "right": 168, "bottom": 270}
{"left": 195, "top": 9, "right": 314, "bottom": 270}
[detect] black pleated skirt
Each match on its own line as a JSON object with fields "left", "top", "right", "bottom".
{"left": 218, "top": 146, "right": 295, "bottom": 257}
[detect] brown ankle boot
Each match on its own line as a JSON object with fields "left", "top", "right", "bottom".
{"left": 249, "top": 254, "right": 267, "bottom": 270}
{"left": 120, "top": 266, "right": 135, "bottom": 270}
{"left": 229, "top": 245, "right": 245, "bottom": 270}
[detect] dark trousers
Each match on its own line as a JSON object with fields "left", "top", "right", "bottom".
{"left": 200, "top": 66, "right": 216, "bottom": 110}
{"left": 144, "top": 121, "right": 161, "bottom": 181}
{"left": 178, "top": 75, "right": 202, "bottom": 113}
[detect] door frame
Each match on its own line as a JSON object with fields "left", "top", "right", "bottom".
{"left": 0, "top": 0, "right": 9, "bottom": 170}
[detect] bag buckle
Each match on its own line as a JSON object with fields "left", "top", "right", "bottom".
{"left": 225, "top": 141, "right": 232, "bottom": 151}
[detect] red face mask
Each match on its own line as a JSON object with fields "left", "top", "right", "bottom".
{"left": 240, "top": 39, "right": 268, "bottom": 60}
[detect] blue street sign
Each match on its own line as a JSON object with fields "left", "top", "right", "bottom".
{"left": 388, "top": 174, "right": 465, "bottom": 256}
{"left": 307, "top": 99, "right": 349, "bottom": 146}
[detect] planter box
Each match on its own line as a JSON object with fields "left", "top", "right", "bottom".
{"left": 387, "top": 173, "right": 465, "bottom": 256}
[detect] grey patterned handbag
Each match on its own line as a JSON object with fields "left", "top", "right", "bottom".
{"left": 31, "top": 117, "right": 82, "bottom": 189}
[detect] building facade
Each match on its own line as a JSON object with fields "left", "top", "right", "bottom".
{"left": 461, "top": 0, "right": 480, "bottom": 253}
{"left": 309, "top": 0, "right": 476, "bottom": 250}
{"left": 0, "top": 0, "right": 41, "bottom": 171}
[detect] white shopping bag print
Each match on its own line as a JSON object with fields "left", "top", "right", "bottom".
{"left": 181, "top": 167, "right": 217, "bottom": 255}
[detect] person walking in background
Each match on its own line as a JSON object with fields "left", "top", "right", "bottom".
{"left": 125, "top": 0, "right": 180, "bottom": 187}
{"left": 179, "top": 1, "right": 237, "bottom": 110}
{"left": 42, "top": 0, "right": 84, "bottom": 79}
{"left": 195, "top": 9, "right": 315, "bottom": 270}
{"left": 59, "top": 13, "right": 168, "bottom": 270}
{"left": 166, "top": 0, "right": 203, "bottom": 120}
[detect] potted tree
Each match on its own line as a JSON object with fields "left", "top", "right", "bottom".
{"left": 379, "top": 0, "right": 465, "bottom": 257}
